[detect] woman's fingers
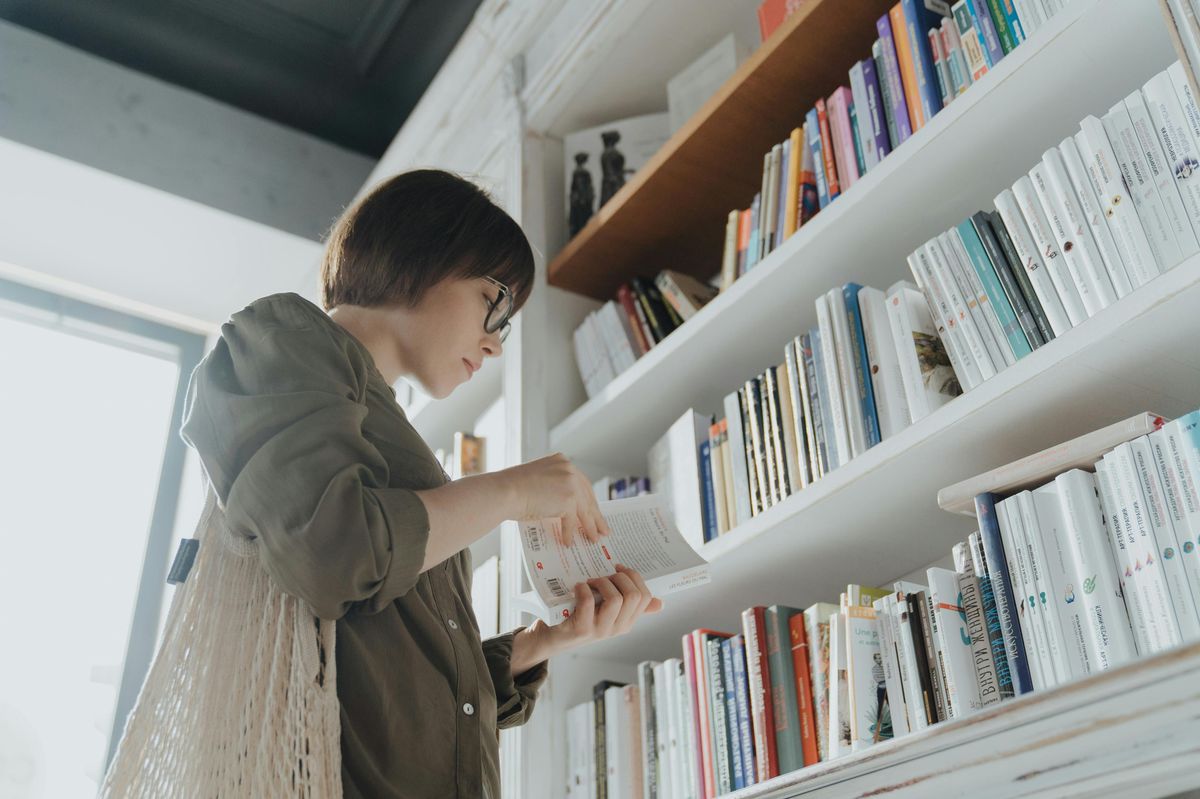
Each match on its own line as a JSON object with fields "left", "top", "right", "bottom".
{"left": 607, "top": 570, "right": 644, "bottom": 634}
{"left": 615, "top": 564, "right": 659, "bottom": 616}
{"left": 589, "top": 576, "right": 623, "bottom": 633}
{"left": 569, "top": 581, "right": 595, "bottom": 633}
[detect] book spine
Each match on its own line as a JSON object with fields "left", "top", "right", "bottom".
{"left": 1149, "top": 428, "right": 1200, "bottom": 626}
{"left": 804, "top": 110, "right": 829, "bottom": 211}
{"left": 926, "top": 568, "right": 976, "bottom": 717}
{"left": 923, "top": 239, "right": 996, "bottom": 382}
{"left": 1094, "top": 460, "right": 1154, "bottom": 657}
{"left": 720, "top": 639, "right": 744, "bottom": 790}
{"left": 842, "top": 283, "right": 882, "bottom": 448}
{"left": 966, "top": 0, "right": 1005, "bottom": 66}
{"left": 901, "top": 0, "right": 947, "bottom": 123}
{"left": 803, "top": 606, "right": 833, "bottom": 760}
{"left": 928, "top": 27, "right": 951, "bottom": 108}
{"left": 723, "top": 391, "right": 753, "bottom": 527}
{"left": 984, "top": 0, "right": 1016, "bottom": 53}
{"left": 698, "top": 439, "right": 718, "bottom": 543}
{"left": 1057, "top": 136, "right": 1135, "bottom": 298}
{"left": 775, "top": 140, "right": 790, "bottom": 250}
{"left": 968, "top": 212, "right": 1042, "bottom": 352}
{"left": 987, "top": 210, "right": 1055, "bottom": 343}
{"left": 976, "top": 493, "right": 1035, "bottom": 694}
{"left": 785, "top": 127, "right": 803, "bottom": 238}
{"left": 968, "top": 532, "right": 1016, "bottom": 699}
{"left": 939, "top": 230, "right": 1014, "bottom": 370}
{"left": 744, "top": 380, "right": 769, "bottom": 515}
{"left": 904, "top": 592, "right": 939, "bottom": 725}
{"left": 800, "top": 333, "right": 828, "bottom": 477}
{"left": 1009, "top": 174, "right": 1089, "bottom": 326}
{"left": 1032, "top": 484, "right": 1097, "bottom": 677}
{"left": 1002, "top": 0, "right": 1025, "bottom": 42}
{"left": 787, "top": 614, "right": 820, "bottom": 765}
{"left": 616, "top": 285, "right": 652, "bottom": 355}
{"left": 765, "top": 607, "right": 805, "bottom": 774}
{"left": 638, "top": 662, "right": 659, "bottom": 799}
{"left": 764, "top": 366, "right": 792, "bottom": 499}
{"left": 706, "top": 639, "right": 732, "bottom": 794}
{"left": 1144, "top": 70, "right": 1200, "bottom": 248}
{"left": 1040, "top": 148, "right": 1120, "bottom": 309}
{"left": 889, "top": 5, "right": 925, "bottom": 131}
{"left": 1015, "top": 491, "right": 1077, "bottom": 682}
{"left": 918, "top": 591, "right": 951, "bottom": 721}
{"left": 815, "top": 98, "right": 841, "bottom": 199}
{"left": 1101, "top": 105, "right": 1186, "bottom": 270}
{"left": 997, "top": 498, "right": 1053, "bottom": 689}
{"left": 741, "top": 607, "right": 779, "bottom": 781}
{"left": 759, "top": 372, "right": 780, "bottom": 506}
{"left": 849, "top": 103, "right": 868, "bottom": 177}
{"left": 815, "top": 294, "right": 852, "bottom": 466}
{"left": 1055, "top": 469, "right": 1140, "bottom": 669}
{"left": 1025, "top": 161, "right": 1105, "bottom": 319}
{"left": 709, "top": 422, "right": 730, "bottom": 535}
{"left": 991, "top": 189, "right": 1072, "bottom": 336}
{"left": 1125, "top": 90, "right": 1200, "bottom": 256}
{"left": 808, "top": 327, "right": 837, "bottom": 474}
{"left": 848, "top": 62, "right": 877, "bottom": 172}
{"left": 958, "top": 558, "right": 1003, "bottom": 708}
{"left": 730, "top": 636, "right": 757, "bottom": 785}
{"left": 905, "top": 247, "right": 979, "bottom": 390}
{"left": 872, "top": 41, "right": 902, "bottom": 151}
{"left": 940, "top": 21, "right": 968, "bottom": 96}
{"left": 951, "top": 1, "right": 989, "bottom": 80}
{"left": 874, "top": 596, "right": 911, "bottom": 736}
{"left": 857, "top": 286, "right": 910, "bottom": 439}
{"left": 828, "top": 287, "right": 870, "bottom": 457}
{"left": 860, "top": 56, "right": 891, "bottom": 163}
{"left": 876, "top": 14, "right": 915, "bottom": 143}
{"left": 781, "top": 348, "right": 810, "bottom": 490}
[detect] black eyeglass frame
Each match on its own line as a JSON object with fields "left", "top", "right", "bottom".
{"left": 482, "top": 276, "right": 514, "bottom": 343}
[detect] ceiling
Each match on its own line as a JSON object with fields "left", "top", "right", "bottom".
{"left": 0, "top": 0, "right": 483, "bottom": 157}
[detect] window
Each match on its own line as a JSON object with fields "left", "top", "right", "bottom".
{"left": 0, "top": 277, "right": 204, "bottom": 796}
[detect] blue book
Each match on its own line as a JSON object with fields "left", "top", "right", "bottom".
{"left": 808, "top": 326, "right": 838, "bottom": 470}
{"left": 775, "top": 139, "right": 791, "bottom": 250}
{"left": 805, "top": 108, "right": 831, "bottom": 209}
{"left": 971, "top": 534, "right": 1016, "bottom": 699}
{"left": 954, "top": 220, "right": 1032, "bottom": 358}
{"left": 848, "top": 103, "right": 868, "bottom": 177}
{"left": 699, "top": 439, "right": 718, "bottom": 542}
{"left": 967, "top": 0, "right": 1005, "bottom": 67}
{"left": 860, "top": 56, "right": 892, "bottom": 161}
{"left": 1000, "top": 0, "right": 1025, "bottom": 43}
{"left": 842, "top": 283, "right": 882, "bottom": 448}
{"left": 729, "top": 635, "right": 757, "bottom": 786}
{"left": 746, "top": 194, "right": 762, "bottom": 269}
{"left": 976, "top": 492, "right": 1035, "bottom": 695}
{"left": 706, "top": 637, "right": 733, "bottom": 793}
{"left": 720, "top": 638, "right": 745, "bottom": 789}
{"left": 900, "top": 0, "right": 949, "bottom": 125}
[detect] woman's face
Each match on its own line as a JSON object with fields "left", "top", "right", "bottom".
{"left": 394, "top": 276, "right": 506, "bottom": 399}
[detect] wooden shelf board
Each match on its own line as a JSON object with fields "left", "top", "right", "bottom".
{"left": 546, "top": 0, "right": 896, "bottom": 299}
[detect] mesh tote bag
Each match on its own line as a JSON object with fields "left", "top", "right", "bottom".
{"left": 100, "top": 481, "right": 343, "bottom": 797}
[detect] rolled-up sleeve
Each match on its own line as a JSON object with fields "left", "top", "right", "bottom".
{"left": 482, "top": 630, "right": 549, "bottom": 729}
{"left": 180, "top": 312, "right": 432, "bottom": 620}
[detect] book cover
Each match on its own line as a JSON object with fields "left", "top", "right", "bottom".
{"left": 875, "top": 14, "right": 914, "bottom": 144}
{"left": 741, "top": 606, "right": 779, "bottom": 781}
{"left": 966, "top": 0, "right": 1005, "bottom": 66}
{"left": 844, "top": 604, "right": 893, "bottom": 749}
{"left": 803, "top": 602, "right": 838, "bottom": 761}
{"left": 765, "top": 605, "right": 805, "bottom": 774}
{"left": 884, "top": 280, "right": 960, "bottom": 424}
{"left": 950, "top": 1, "right": 989, "bottom": 80}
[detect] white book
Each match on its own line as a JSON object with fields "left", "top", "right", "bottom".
{"left": 1125, "top": 90, "right": 1200, "bottom": 257}
{"left": 1129, "top": 436, "right": 1200, "bottom": 641}
{"left": 884, "top": 280, "right": 960, "bottom": 423}
{"left": 572, "top": 323, "right": 597, "bottom": 398}
{"left": 1094, "top": 458, "right": 1153, "bottom": 656}
{"left": 1168, "top": 59, "right": 1200, "bottom": 183}
{"left": 1073, "top": 120, "right": 1160, "bottom": 289}
{"left": 1031, "top": 483, "right": 1096, "bottom": 677}
{"left": 993, "top": 188, "right": 1073, "bottom": 336}
{"left": 941, "top": 230, "right": 1014, "bottom": 369}
{"left": 1028, "top": 159, "right": 1114, "bottom": 318}
{"left": 1011, "top": 175, "right": 1089, "bottom": 326}
{"left": 827, "top": 610, "right": 850, "bottom": 760}
{"left": 638, "top": 662, "right": 659, "bottom": 799}
{"left": 708, "top": 431, "right": 729, "bottom": 536}
{"left": 585, "top": 312, "right": 618, "bottom": 393}
{"left": 1105, "top": 446, "right": 1184, "bottom": 652}
{"left": 1057, "top": 137, "right": 1135, "bottom": 298}
{"left": 651, "top": 662, "right": 673, "bottom": 799}
{"left": 648, "top": 410, "right": 715, "bottom": 553}
{"left": 598, "top": 301, "right": 639, "bottom": 373}
{"left": 1102, "top": 103, "right": 1188, "bottom": 270}
{"left": 722, "top": 390, "right": 753, "bottom": 528}
{"left": 849, "top": 61, "right": 880, "bottom": 172}
{"left": 999, "top": 495, "right": 1058, "bottom": 688}
{"left": 894, "top": 590, "right": 931, "bottom": 730}
{"left": 1016, "top": 489, "right": 1080, "bottom": 682}
{"left": 905, "top": 248, "right": 981, "bottom": 392}
{"left": 826, "top": 286, "right": 870, "bottom": 457}
{"left": 1161, "top": 416, "right": 1200, "bottom": 602}
{"left": 1150, "top": 427, "right": 1200, "bottom": 628}
{"left": 1055, "top": 469, "right": 1139, "bottom": 671}
{"left": 1143, "top": 71, "right": 1200, "bottom": 253}
{"left": 996, "top": 498, "right": 1050, "bottom": 690}
{"left": 927, "top": 238, "right": 998, "bottom": 380}
{"left": 815, "top": 292, "right": 853, "bottom": 467}
{"left": 605, "top": 687, "right": 626, "bottom": 799}
{"left": 844, "top": 605, "right": 889, "bottom": 751}
{"left": 914, "top": 242, "right": 987, "bottom": 388}
{"left": 857, "top": 286, "right": 909, "bottom": 440}
{"left": 873, "top": 595, "right": 910, "bottom": 737}
{"left": 1012, "top": 0, "right": 1044, "bottom": 34}
{"left": 673, "top": 657, "right": 699, "bottom": 799}
{"left": 783, "top": 342, "right": 814, "bottom": 490}
{"left": 1168, "top": 2, "right": 1200, "bottom": 87}
{"left": 926, "top": 567, "right": 981, "bottom": 717}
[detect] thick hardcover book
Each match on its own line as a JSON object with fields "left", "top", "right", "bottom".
{"left": 900, "top": 0, "right": 950, "bottom": 124}
{"left": 730, "top": 635, "right": 757, "bottom": 787}
{"left": 986, "top": 210, "right": 1054, "bottom": 344}
{"left": 787, "top": 613, "right": 821, "bottom": 765}
{"left": 765, "top": 605, "right": 805, "bottom": 775}
{"left": 973, "top": 499, "right": 1031, "bottom": 694}
{"left": 875, "top": 14, "right": 914, "bottom": 143}
{"left": 741, "top": 607, "right": 780, "bottom": 781}
{"left": 842, "top": 283, "right": 883, "bottom": 448}
{"left": 905, "top": 592, "right": 939, "bottom": 725}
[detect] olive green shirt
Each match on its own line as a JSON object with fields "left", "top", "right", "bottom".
{"left": 180, "top": 292, "right": 547, "bottom": 798}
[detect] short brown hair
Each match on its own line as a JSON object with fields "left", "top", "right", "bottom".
{"left": 320, "top": 169, "right": 535, "bottom": 312}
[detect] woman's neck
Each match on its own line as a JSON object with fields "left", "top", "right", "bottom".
{"left": 328, "top": 305, "right": 406, "bottom": 385}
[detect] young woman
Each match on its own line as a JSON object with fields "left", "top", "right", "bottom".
{"left": 179, "top": 169, "right": 662, "bottom": 797}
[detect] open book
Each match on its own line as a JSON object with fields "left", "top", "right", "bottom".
{"left": 514, "top": 494, "right": 710, "bottom": 624}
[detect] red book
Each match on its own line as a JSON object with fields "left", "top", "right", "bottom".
{"left": 616, "top": 284, "right": 650, "bottom": 355}
{"left": 737, "top": 208, "right": 752, "bottom": 278}
{"left": 788, "top": 613, "right": 820, "bottom": 766}
{"left": 681, "top": 633, "right": 709, "bottom": 798}
{"left": 741, "top": 607, "right": 780, "bottom": 780}
{"left": 757, "top": 0, "right": 811, "bottom": 41}
{"left": 814, "top": 97, "right": 840, "bottom": 200}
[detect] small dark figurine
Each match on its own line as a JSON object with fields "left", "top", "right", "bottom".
{"left": 568, "top": 152, "right": 595, "bottom": 237}
{"left": 599, "top": 129, "right": 633, "bottom": 208}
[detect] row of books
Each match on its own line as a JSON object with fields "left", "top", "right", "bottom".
{"left": 593, "top": 475, "right": 653, "bottom": 502}
{"left": 719, "top": 0, "right": 1065, "bottom": 291}
{"left": 573, "top": 271, "right": 718, "bottom": 399}
{"left": 566, "top": 409, "right": 1200, "bottom": 799}
{"left": 908, "top": 62, "right": 1199, "bottom": 393}
{"left": 647, "top": 275, "right": 960, "bottom": 545}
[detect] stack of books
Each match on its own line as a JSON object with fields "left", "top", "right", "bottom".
{"left": 905, "top": 62, "right": 1199, "bottom": 392}
{"left": 573, "top": 271, "right": 718, "bottom": 398}
{"left": 568, "top": 409, "right": 1200, "bottom": 798}
{"left": 721, "top": 0, "right": 1065, "bottom": 292}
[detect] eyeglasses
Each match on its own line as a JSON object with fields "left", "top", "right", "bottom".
{"left": 482, "top": 276, "right": 513, "bottom": 343}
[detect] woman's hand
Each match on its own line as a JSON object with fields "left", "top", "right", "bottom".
{"left": 498, "top": 452, "right": 609, "bottom": 546}
{"left": 510, "top": 565, "right": 664, "bottom": 673}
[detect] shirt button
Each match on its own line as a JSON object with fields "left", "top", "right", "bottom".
{"left": 447, "top": 619, "right": 458, "bottom": 630}
{"left": 463, "top": 702, "right": 475, "bottom": 716}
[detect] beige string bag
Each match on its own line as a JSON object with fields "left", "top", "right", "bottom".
{"left": 100, "top": 481, "right": 343, "bottom": 798}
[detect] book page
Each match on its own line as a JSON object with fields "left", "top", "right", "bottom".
{"left": 517, "top": 494, "right": 710, "bottom": 623}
